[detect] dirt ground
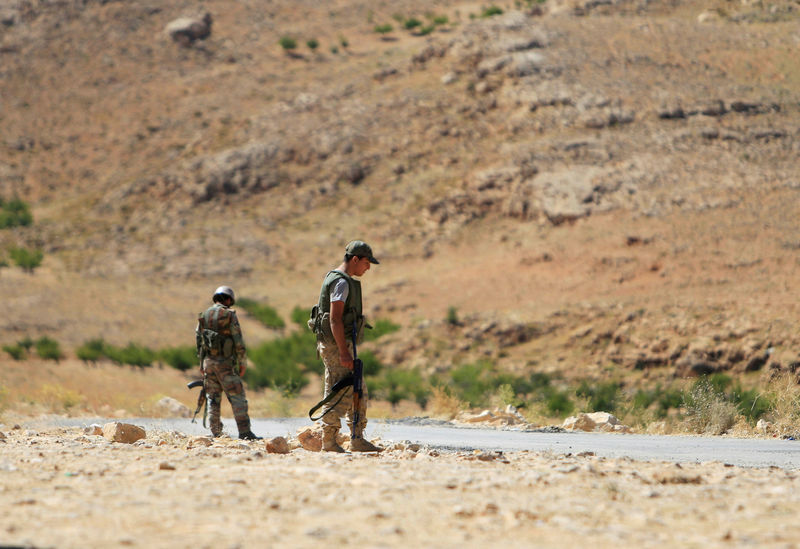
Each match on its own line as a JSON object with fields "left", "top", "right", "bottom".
{"left": 1, "top": 425, "right": 798, "bottom": 549}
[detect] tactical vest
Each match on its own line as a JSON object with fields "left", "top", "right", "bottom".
{"left": 197, "top": 303, "right": 236, "bottom": 360}
{"left": 312, "top": 270, "right": 363, "bottom": 343}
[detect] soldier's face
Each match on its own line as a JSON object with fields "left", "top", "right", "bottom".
{"left": 352, "top": 256, "right": 371, "bottom": 276}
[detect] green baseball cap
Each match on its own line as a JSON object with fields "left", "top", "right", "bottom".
{"left": 346, "top": 240, "right": 380, "bottom": 264}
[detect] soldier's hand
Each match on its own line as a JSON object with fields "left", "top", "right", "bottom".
{"left": 339, "top": 352, "right": 354, "bottom": 370}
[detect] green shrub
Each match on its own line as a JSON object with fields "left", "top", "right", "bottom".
{"left": 76, "top": 338, "right": 106, "bottom": 363}
{"left": 279, "top": 36, "right": 297, "bottom": 50}
{"left": 448, "top": 360, "right": 496, "bottom": 407}
{"left": 0, "top": 197, "right": 33, "bottom": 229}
{"left": 339, "top": 35, "right": 349, "bottom": 48}
{"left": 105, "top": 343, "right": 155, "bottom": 367}
{"left": 237, "top": 298, "right": 285, "bottom": 329}
{"left": 10, "top": 247, "right": 43, "bottom": 273}
{"left": 730, "top": 384, "right": 771, "bottom": 421}
{"left": 403, "top": 17, "right": 422, "bottom": 29}
{"left": 482, "top": 6, "right": 504, "bottom": 17}
{"left": 364, "top": 318, "right": 400, "bottom": 341}
{"left": 544, "top": 389, "right": 574, "bottom": 416}
{"left": 446, "top": 306, "right": 460, "bottom": 326}
{"left": 35, "top": 336, "right": 63, "bottom": 361}
{"left": 431, "top": 15, "right": 449, "bottom": 25}
{"left": 160, "top": 346, "right": 198, "bottom": 371}
{"left": 576, "top": 380, "right": 621, "bottom": 412}
{"left": 374, "top": 23, "right": 394, "bottom": 35}
{"left": 418, "top": 25, "right": 435, "bottom": 36}
{"left": 246, "top": 331, "right": 318, "bottom": 395}
{"left": 291, "top": 305, "right": 310, "bottom": 327}
{"left": 18, "top": 336, "right": 34, "bottom": 350}
{"left": 306, "top": 38, "right": 319, "bottom": 51}
{"left": 358, "top": 349, "right": 383, "bottom": 377}
{"left": 633, "top": 385, "right": 683, "bottom": 418}
{"left": 3, "top": 344, "right": 26, "bottom": 360}
{"left": 375, "top": 368, "right": 428, "bottom": 408}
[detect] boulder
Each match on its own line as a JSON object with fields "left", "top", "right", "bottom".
{"left": 296, "top": 426, "right": 323, "bottom": 452}
{"left": 265, "top": 436, "right": 290, "bottom": 454}
{"left": 102, "top": 422, "right": 146, "bottom": 444}
{"left": 155, "top": 397, "right": 192, "bottom": 418}
{"left": 165, "top": 13, "right": 212, "bottom": 46}
{"left": 564, "top": 412, "right": 626, "bottom": 432}
{"left": 0, "top": 431, "right": 5, "bottom": 442}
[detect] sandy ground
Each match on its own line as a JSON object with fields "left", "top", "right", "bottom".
{"left": 1, "top": 426, "right": 799, "bottom": 549}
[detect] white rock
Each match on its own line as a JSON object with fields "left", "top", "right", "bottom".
{"left": 756, "top": 419, "right": 772, "bottom": 434}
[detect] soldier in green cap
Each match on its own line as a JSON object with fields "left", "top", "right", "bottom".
{"left": 196, "top": 285, "right": 261, "bottom": 441}
{"left": 312, "top": 241, "right": 382, "bottom": 452}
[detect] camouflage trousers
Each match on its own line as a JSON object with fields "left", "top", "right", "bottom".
{"left": 203, "top": 357, "right": 251, "bottom": 437}
{"left": 317, "top": 339, "right": 368, "bottom": 437}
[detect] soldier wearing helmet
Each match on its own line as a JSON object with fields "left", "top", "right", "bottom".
{"left": 195, "top": 285, "right": 261, "bottom": 440}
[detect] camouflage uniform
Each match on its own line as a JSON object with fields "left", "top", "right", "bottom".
{"left": 318, "top": 338, "right": 368, "bottom": 440}
{"left": 196, "top": 302, "right": 252, "bottom": 437}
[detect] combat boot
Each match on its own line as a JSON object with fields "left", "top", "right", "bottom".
{"left": 350, "top": 436, "right": 383, "bottom": 453}
{"left": 239, "top": 431, "right": 262, "bottom": 441}
{"left": 322, "top": 427, "right": 345, "bottom": 453}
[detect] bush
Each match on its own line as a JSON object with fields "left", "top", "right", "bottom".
{"left": 544, "top": 389, "right": 574, "bottom": 416}
{"left": 431, "top": 15, "right": 449, "bottom": 25}
{"left": 0, "top": 197, "right": 33, "bottom": 229}
{"left": 279, "top": 36, "right": 297, "bottom": 50}
{"left": 160, "top": 346, "right": 199, "bottom": 371}
{"left": 418, "top": 25, "right": 435, "bottom": 36}
{"left": 576, "top": 380, "right": 621, "bottom": 412}
{"left": 446, "top": 306, "right": 460, "bottom": 326}
{"left": 482, "top": 5, "right": 504, "bottom": 17}
{"left": 447, "top": 360, "right": 497, "bottom": 407}
{"left": 35, "top": 336, "right": 63, "bottom": 361}
{"left": 633, "top": 384, "right": 683, "bottom": 418}
{"left": 237, "top": 298, "right": 285, "bottom": 329}
{"left": 339, "top": 35, "right": 349, "bottom": 48}
{"left": 403, "top": 17, "right": 422, "bottom": 29}
{"left": 306, "top": 38, "right": 319, "bottom": 51}
{"left": 2, "top": 344, "right": 26, "bottom": 360}
{"left": 374, "top": 23, "right": 394, "bottom": 35}
{"left": 76, "top": 338, "right": 106, "bottom": 363}
{"left": 364, "top": 318, "right": 400, "bottom": 341}
{"left": 105, "top": 343, "right": 156, "bottom": 367}
{"left": 18, "top": 336, "right": 34, "bottom": 350}
{"left": 290, "top": 305, "right": 310, "bottom": 328}
{"left": 684, "top": 377, "right": 739, "bottom": 435}
{"left": 375, "top": 368, "right": 428, "bottom": 408}
{"left": 358, "top": 349, "right": 383, "bottom": 377}
{"left": 246, "top": 331, "right": 318, "bottom": 395}
{"left": 10, "top": 247, "right": 43, "bottom": 273}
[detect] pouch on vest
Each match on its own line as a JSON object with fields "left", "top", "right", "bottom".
{"left": 201, "top": 329, "right": 221, "bottom": 354}
{"left": 306, "top": 305, "right": 319, "bottom": 333}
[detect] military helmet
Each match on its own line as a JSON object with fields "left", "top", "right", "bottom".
{"left": 213, "top": 285, "right": 236, "bottom": 304}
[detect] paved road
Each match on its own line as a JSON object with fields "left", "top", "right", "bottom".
{"left": 45, "top": 416, "right": 800, "bottom": 469}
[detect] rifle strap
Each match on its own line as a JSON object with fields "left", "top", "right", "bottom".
{"left": 308, "top": 373, "right": 354, "bottom": 420}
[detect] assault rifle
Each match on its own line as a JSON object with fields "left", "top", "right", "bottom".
{"left": 187, "top": 379, "right": 206, "bottom": 427}
{"left": 350, "top": 319, "right": 363, "bottom": 441}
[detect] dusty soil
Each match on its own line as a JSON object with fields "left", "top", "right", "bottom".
{"left": 1, "top": 425, "right": 798, "bottom": 548}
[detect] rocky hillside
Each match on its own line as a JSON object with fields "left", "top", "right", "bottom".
{"left": 2, "top": 0, "right": 800, "bottom": 389}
